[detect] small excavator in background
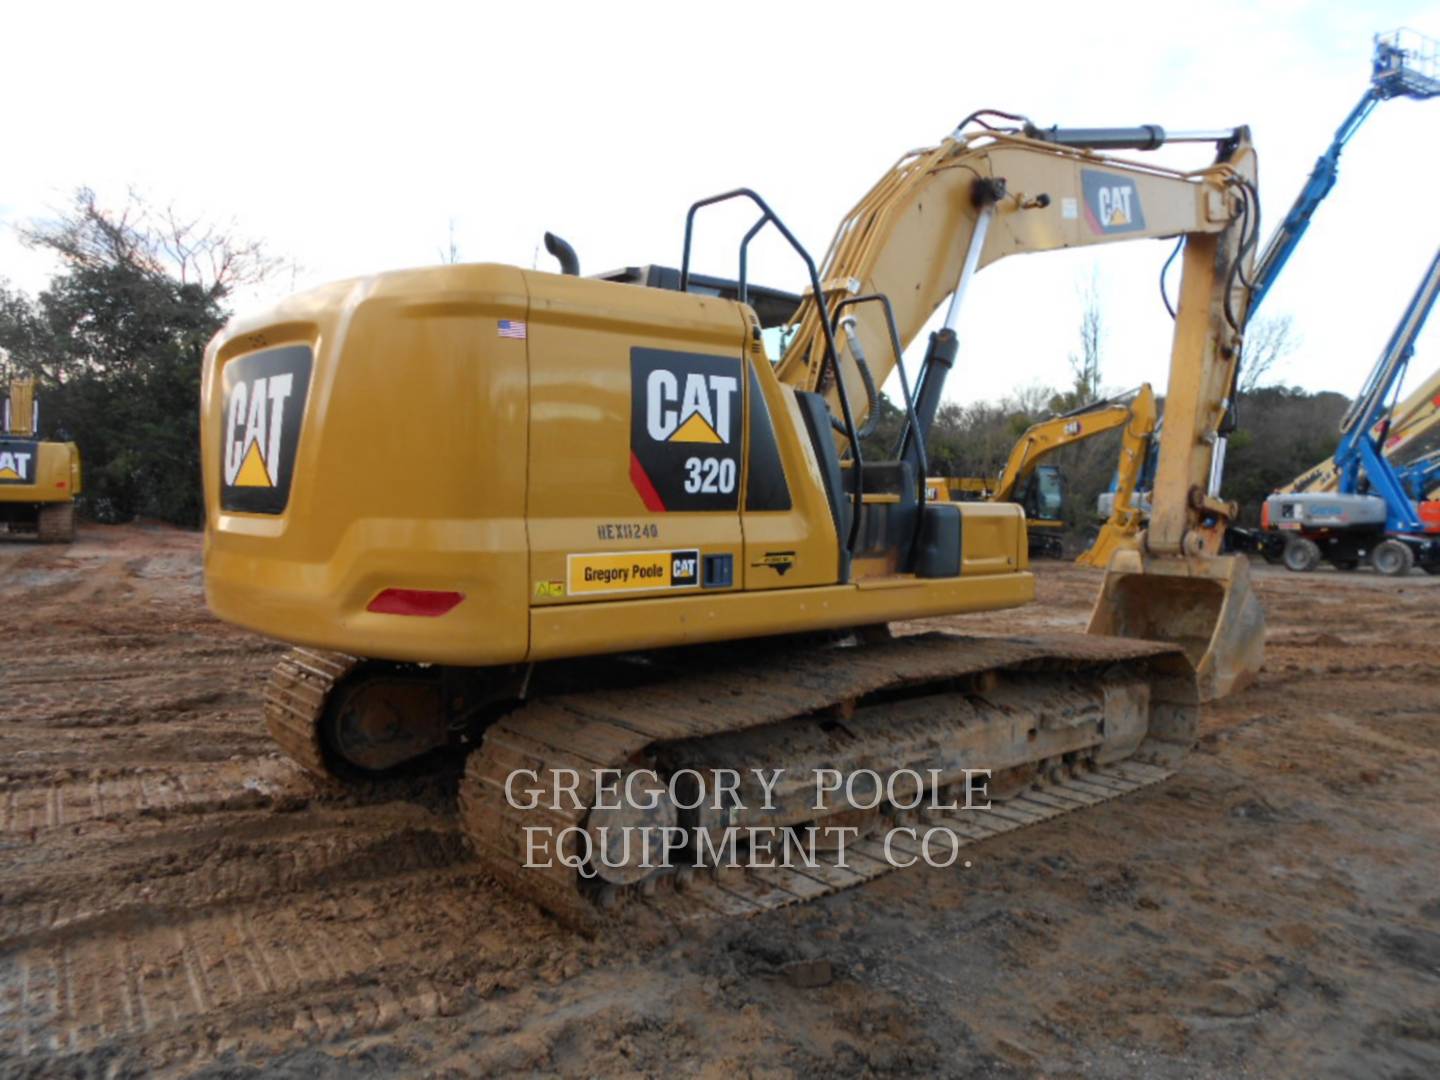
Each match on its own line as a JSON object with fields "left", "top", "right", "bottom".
{"left": 1262, "top": 246, "right": 1440, "bottom": 575}
{"left": 0, "top": 378, "right": 80, "bottom": 543}
{"left": 203, "top": 112, "right": 1266, "bottom": 921}
{"left": 930, "top": 386, "right": 1157, "bottom": 559}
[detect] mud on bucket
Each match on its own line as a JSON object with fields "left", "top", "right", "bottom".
{"left": 1086, "top": 550, "right": 1264, "bottom": 704}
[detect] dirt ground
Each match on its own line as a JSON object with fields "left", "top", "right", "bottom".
{"left": 0, "top": 523, "right": 1437, "bottom": 1079}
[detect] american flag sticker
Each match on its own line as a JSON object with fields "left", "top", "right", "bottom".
{"left": 497, "top": 319, "right": 527, "bottom": 340}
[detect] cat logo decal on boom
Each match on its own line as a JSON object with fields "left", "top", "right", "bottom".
{"left": 219, "top": 345, "right": 313, "bottom": 514}
{"left": 1080, "top": 169, "right": 1146, "bottom": 235}
{"left": 629, "top": 347, "right": 742, "bottom": 513}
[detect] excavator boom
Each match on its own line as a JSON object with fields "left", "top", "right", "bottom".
{"left": 766, "top": 124, "right": 1263, "bottom": 698}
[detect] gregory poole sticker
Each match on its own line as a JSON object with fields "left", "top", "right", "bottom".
{"left": 219, "top": 345, "right": 313, "bottom": 514}
{"left": 567, "top": 549, "right": 700, "bottom": 595}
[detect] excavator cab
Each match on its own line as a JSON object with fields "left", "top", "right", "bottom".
{"left": 1017, "top": 465, "right": 1065, "bottom": 559}
{"left": 1023, "top": 464, "right": 1064, "bottom": 521}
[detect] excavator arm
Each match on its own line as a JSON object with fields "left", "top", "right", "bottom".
{"left": 764, "top": 123, "right": 1263, "bottom": 700}
{"left": 1074, "top": 385, "right": 1160, "bottom": 568}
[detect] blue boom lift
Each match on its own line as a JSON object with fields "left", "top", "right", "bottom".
{"left": 1263, "top": 247, "right": 1440, "bottom": 575}
{"left": 1246, "top": 30, "right": 1440, "bottom": 313}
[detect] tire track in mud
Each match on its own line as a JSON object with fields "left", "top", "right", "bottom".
{"left": 0, "top": 757, "right": 302, "bottom": 836}
{"left": 0, "top": 523, "right": 547, "bottom": 1075}
{"left": 0, "top": 898, "right": 470, "bottom": 1062}
{"left": 0, "top": 753, "right": 504, "bottom": 1069}
{"left": 4, "top": 527, "right": 1439, "bottom": 1076}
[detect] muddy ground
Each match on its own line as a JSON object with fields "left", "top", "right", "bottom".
{"left": 0, "top": 523, "right": 1437, "bottom": 1079}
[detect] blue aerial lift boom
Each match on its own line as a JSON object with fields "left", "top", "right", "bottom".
{"left": 1398, "top": 448, "right": 1440, "bottom": 501}
{"left": 1264, "top": 247, "right": 1440, "bottom": 575}
{"left": 1248, "top": 30, "right": 1440, "bottom": 312}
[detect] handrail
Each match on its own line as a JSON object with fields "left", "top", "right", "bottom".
{"left": 680, "top": 189, "right": 864, "bottom": 556}
{"left": 831, "top": 293, "right": 929, "bottom": 566}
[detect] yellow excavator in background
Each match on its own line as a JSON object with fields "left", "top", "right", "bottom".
{"left": 995, "top": 386, "right": 1158, "bottom": 559}
{"left": 0, "top": 378, "right": 80, "bottom": 543}
{"left": 1075, "top": 387, "right": 1161, "bottom": 568}
{"left": 203, "top": 114, "right": 1265, "bottom": 920}
{"left": 924, "top": 387, "right": 1156, "bottom": 559}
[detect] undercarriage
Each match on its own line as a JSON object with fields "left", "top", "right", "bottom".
{"left": 264, "top": 631, "right": 1197, "bottom": 924}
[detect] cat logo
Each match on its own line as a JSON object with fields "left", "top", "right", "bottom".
{"left": 630, "top": 348, "right": 743, "bottom": 513}
{"left": 671, "top": 551, "right": 699, "bottom": 585}
{"left": 1080, "top": 169, "right": 1146, "bottom": 235}
{"left": 219, "top": 345, "right": 313, "bottom": 515}
{"left": 645, "top": 368, "right": 739, "bottom": 444}
{"left": 0, "top": 440, "right": 36, "bottom": 484}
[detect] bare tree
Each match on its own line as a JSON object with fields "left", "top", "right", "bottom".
{"left": 1052, "top": 273, "right": 1104, "bottom": 412}
{"left": 439, "top": 218, "right": 461, "bottom": 264}
{"left": 19, "top": 188, "right": 279, "bottom": 301}
{"left": 1005, "top": 380, "right": 1058, "bottom": 420}
{"left": 1238, "top": 314, "right": 1299, "bottom": 394}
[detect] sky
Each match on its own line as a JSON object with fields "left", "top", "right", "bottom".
{"left": 3, "top": 0, "right": 1439, "bottom": 409}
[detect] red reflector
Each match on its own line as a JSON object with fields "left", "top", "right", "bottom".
{"left": 55, "top": 481, "right": 67, "bottom": 489}
{"left": 366, "top": 588, "right": 464, "bottom": 617}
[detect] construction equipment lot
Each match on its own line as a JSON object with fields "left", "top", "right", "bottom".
{"left": 1, "top": 525, "right": 1436, "bottom": 1078}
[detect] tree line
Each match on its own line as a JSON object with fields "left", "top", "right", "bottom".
{"left": 1, "top": 190, "right": 1355, "bottom": 533}
{"left": 0, "top": 190, "right": 275, "bottom": 524}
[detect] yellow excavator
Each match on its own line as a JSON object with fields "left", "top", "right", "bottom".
{"left": 202, "top": 114, "right": 1265, "bottom": 920}
{"left": 933, "top": 385, "right": 1157, "bottom": 558}
{"left": 0, "top": 378, "right": 80, "bottom": 543}
{"left": 1075, "top": 387, "right": 1161, "bottom": 568}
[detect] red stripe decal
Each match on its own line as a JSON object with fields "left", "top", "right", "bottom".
{"left": 629, "top": 451, "right": 666, "bottom": 512}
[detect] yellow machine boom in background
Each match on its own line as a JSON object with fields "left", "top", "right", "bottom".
{"left": 1075, "top": 386, "right": 1160, "bottom": 568}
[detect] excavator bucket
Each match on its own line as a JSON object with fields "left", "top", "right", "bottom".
{"left": 1086, "top": 549, "right": 1264, "bottom": 703}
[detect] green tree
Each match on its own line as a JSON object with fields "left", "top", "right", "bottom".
{"left": 0, "top": 189, "right": 276, "bottom": 524}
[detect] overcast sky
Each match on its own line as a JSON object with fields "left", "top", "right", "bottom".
{"left": 3, "top": 1, "right": 1438, "bottom": 408}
